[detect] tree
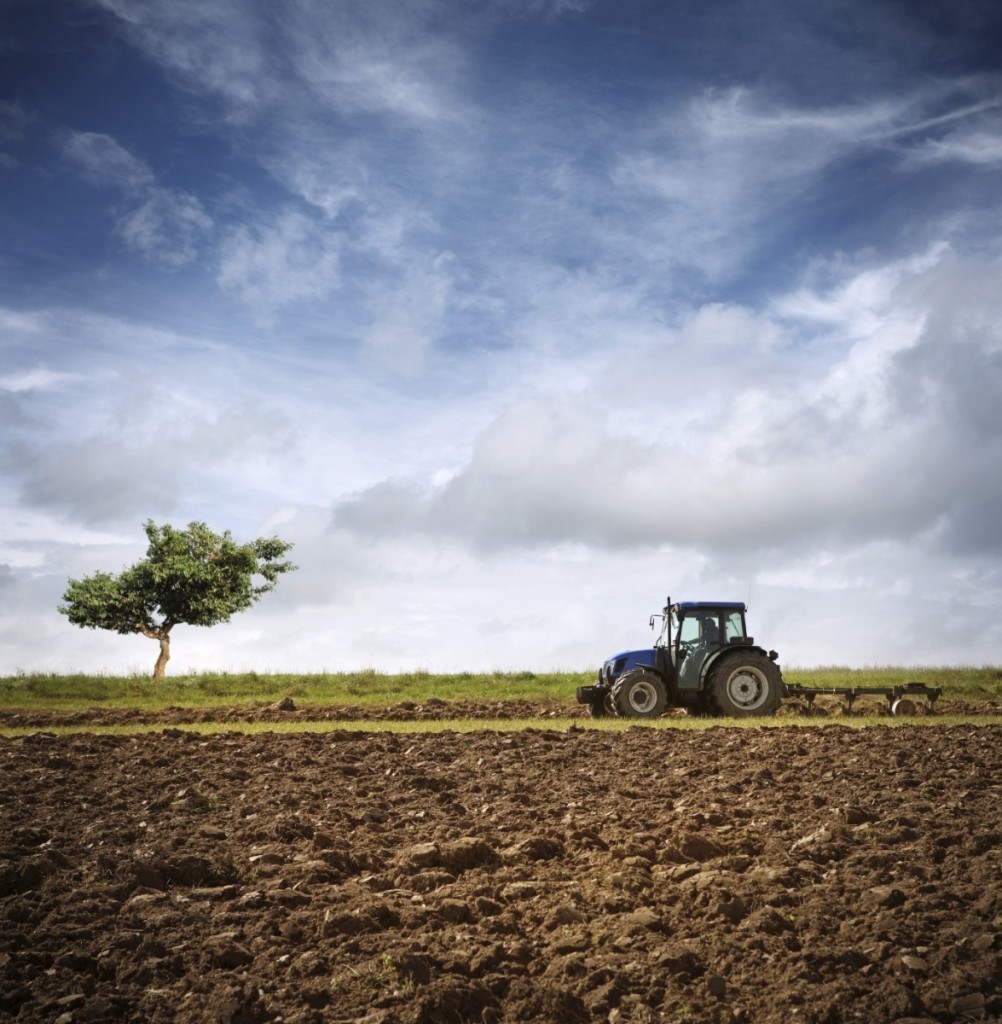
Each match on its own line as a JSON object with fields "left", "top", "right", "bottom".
{"left": 60, "top": 520, "right": 297, "bottom": 677}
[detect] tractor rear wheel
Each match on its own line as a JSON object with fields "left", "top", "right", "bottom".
{"left": 611, "top": 669, "right": 667, "bottom": 718}
{"left": 706, "top": 652, "right": 781, "bottom": 717}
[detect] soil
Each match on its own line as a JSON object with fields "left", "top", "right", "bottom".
{"left": 2, "top": 711, "right": 1001, "bottom": 1023}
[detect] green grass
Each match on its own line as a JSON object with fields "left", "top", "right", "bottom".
{"left": 0, "top": 669, "right": 596, "bottom": 710}
{"left": 0, "top": 665, "right": 999, "bottom": 713}
{"left": 783, "top": 664, "right": 1002, "bottom": 696}
{"left": 2, "top": 714, "right": 1001, "bottom": 739}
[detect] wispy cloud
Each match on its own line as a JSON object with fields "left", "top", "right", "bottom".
{"left": 911, "top": 126, "right": 1002, "bottom": 166}
{"left": 95, "top": 0, "right": 470, "bottom": 125}
{"left": 92, "top": 0, "right": 276, "bottom": 116}
{"left": 61, "top": 130, "right": 153, "bottom": 191}
{"left": 0, "top": 368, "right": 84, "bottom": 393}
{"left": 611, "top": 85, "right": 1002, "bottom": 278}
{"left": 281, "top": 1, "right": 468, "bottom": 122}
{"left": 0, "top": 100, "right": 29, "bottom": 169}
{"left": 360, "top": 252, "right": 456, "bottom": 375}
{"left": 216, "top": 210, "right": 342, "bottom": 318}
{"left": 61, "top": 130, "right": 212, "bottom": 266}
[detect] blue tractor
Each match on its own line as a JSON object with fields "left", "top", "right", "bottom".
{"left": 577, "top": 598, "right": 784, "bottom": 718}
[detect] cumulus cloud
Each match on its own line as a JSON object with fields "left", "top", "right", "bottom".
{"left": 7, "top": 403, "right": 291, "bottom": 526}
{"left": 331, "top": 397, "right": 939, "bottom": 552}
{"left": 0, "top": 329, "right": 293, "bottom": 527}
{"left": 14, "top": 438, "right": 183, "bottom": 525}
{"left": 332, "top": 248, "right": 1002, "bottom": 559}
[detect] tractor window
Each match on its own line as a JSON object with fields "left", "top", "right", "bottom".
{"left": 723, "top": 611, "right": 746, "bottom": 641}
{"left": 659, "top": 614, "right": 673, "bottom": 647}
{"left": 678, "top": 616, "right": 701, "bottom": 645}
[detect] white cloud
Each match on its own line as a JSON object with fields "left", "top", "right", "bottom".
{"left": 894, "top": 97, "right": 1002, "bottom": 166}
{"left": 6, "top": 244, "right": 1002, "bottom": 673}
{"left": 914, "top": 127, "right": 1002, "bottom": 166}
{"left": 216, "top": 210, "right": 342, "bottom": 317}
{"left": 611, "top": 86, "right": 1002, "bottom": 278}
{"left": 117, "top": 189, "right": 213, "bottom": 267}
{"left": 61, "top": 130, "right": 154, "bottom": 191}
{"left": 0, "top": 309, "right": 297, "bottom": 527}
{"left": 93, "top": 0, "right": 275, "bottom": 117}
{"left": 360, "top": 252, "right": 456, "bottom": 374}
{"left": 95, "top": 0, "right": 469, "bottom": 125}
{"left": 62, "top": 130, "right": 212, "bottom": 266}
{"left": 284, "top": 2, "right": 467, "bottom": 122}
{"left": 6, "top": 395, "right": 294, "bottom": 527}
{"left": 332, "top": 246, "right": 1002, "bottom": 561}
{"left": 610, "top": 89, "right": 901, "bottom": 275}
{"left": 0, "top": 368, "right": 83, "bottom": 393}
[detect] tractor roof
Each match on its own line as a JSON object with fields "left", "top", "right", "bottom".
{"left": 675, "top": 601, "right": 747, "bottom": 613}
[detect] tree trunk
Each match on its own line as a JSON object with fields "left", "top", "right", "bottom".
{"left": 153, "top": 632, "right": 171, "bottom": 678}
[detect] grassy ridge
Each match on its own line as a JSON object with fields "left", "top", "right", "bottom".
{"left": 0, "top": 669, "right": 594, "bottom": 710}
{"left": 1, "top": 665, "right": 1000, "bottom": 711}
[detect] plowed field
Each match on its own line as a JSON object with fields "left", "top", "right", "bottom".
{"left": 2, "top": 714, "right": 1000, "bottom": 1023}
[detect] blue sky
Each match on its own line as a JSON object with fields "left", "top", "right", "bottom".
{"left": 2, "top": 0, "right": 1002, "bottom": 674}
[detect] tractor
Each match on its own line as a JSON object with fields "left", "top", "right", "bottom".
{"left": 577, "top": 597, "right": 942, "bottom": 718}
{"left": 577, "top": 598, "right": 782, "bottom": 718}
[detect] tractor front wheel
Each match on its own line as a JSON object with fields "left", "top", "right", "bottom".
{"left": 588, "top": 691, "right": 615, "bottom": 718}
{"left": 706, "top": 653, "right": 782, "bottom": 717}
{"left": 611, "top": 670, "right": 668, "bottom": 718}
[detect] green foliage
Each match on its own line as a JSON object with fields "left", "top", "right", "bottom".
{"left": 58, "top": 520, "right": 296, "bottom": 675}
{"left": 61, "top": 520, "right": 295, "bottom": 635}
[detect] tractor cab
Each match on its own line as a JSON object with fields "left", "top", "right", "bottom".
{"left": 667, "top": 601, "right": 751, "bottom": 693}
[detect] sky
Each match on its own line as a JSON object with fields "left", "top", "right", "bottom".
{"left": 2, "top": 0, "right": 1002, "bottom": 676}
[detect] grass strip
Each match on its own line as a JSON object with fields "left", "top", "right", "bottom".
{"left": 3, "top": 714, "right": 1001, "bottom": 738}
{"left": 1, "top": 665, "right": 1000, "bottom": 712}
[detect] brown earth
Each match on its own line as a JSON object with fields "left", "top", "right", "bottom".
{"left": 0, "top": 693, "right": 999, "bottom": 729}
{"left": 1, "top": 718, "right": 1001, "bottom": 1024}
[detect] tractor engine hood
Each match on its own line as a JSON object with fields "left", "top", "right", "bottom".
{"left": 601, "top": 648, "right": 657, "bottom": 685}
